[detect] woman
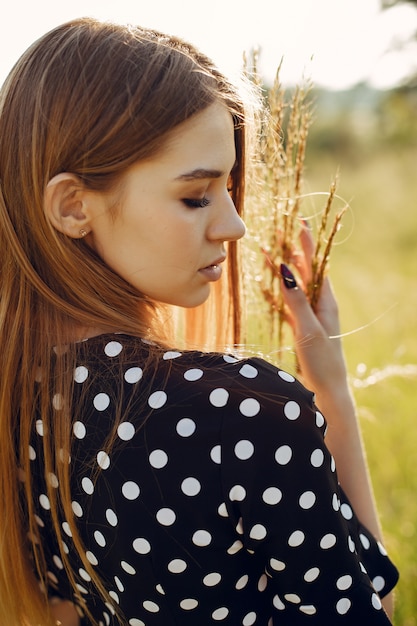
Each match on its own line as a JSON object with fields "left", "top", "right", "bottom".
{"left": 0, "top": 17, "right": 398, "bottom": 625}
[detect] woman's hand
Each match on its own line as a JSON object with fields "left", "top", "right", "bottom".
{"left": 279, "top": 223, "right": 349, "bottom": 400}
{"left": 49, "top": 597, "right": 80, "bottom": 626}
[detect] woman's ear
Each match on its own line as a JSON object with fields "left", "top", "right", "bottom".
{"left": 44, "top": 173, "right": 92, "bottom": 239}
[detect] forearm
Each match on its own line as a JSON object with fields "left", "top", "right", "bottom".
{"left": 315, "top": 386, "right": 394, "bottom": 618}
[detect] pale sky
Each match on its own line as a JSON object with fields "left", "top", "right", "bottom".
{"left": 1, "top": 0, "right": 416, "bottom": 89}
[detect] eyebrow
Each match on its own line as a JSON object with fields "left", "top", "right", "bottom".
{"left": 174, "top": 168, "right": 224, "bottom": 181}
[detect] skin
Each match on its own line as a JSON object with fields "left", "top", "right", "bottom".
{"left": 84, "top": 102, "right": 246, "bottom": 308}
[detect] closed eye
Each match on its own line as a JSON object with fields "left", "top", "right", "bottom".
{"left": 182, "top": 197, "right": 211, "bottom": 209}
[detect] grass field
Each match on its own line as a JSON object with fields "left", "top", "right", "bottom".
{"left": 245, "top": 141, "right": 417, "bottom": 624}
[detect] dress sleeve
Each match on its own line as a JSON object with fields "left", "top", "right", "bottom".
{"left": 219, "top": 357, "right": 399, "bottom": 624}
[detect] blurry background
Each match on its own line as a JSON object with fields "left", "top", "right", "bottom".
{"left": 1, "top": 0, "right": 416, "bottom": 623}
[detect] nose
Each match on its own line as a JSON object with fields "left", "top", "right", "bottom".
{"left": 207, "top": 193, "right": 246, "bottom": 243}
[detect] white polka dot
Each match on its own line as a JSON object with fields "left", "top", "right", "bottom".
{"left": 341, "top": 503, "right": 353, "bottom": 520}
{"left": 34, "top": 514, "right": 44, "bottom": 528}
{"left": 239, "top": 364, "right": 259, "bottom": 378}
{"left": 104, "top": 341, "right": 123, "bottom": 357}
{"left": 53, "top": 555, "right": 64, "bottom": 570}
{"left": 372, "top": 593, "right": 383, "bottom": 610}
{"left": 332, "top": 493, "right": 340, "bottom": 511}
{"left": 79, "top": 567, "right": 91, "bottom": 582}
{"left": 62, "top": 521, "right": 72, "bottom": 537}
{"left": 156, "top": 508, "right": 176, "bottom": 526}
{"left": 288, "top": 530, "right": 305, "bottom": 547}
{"left": 36, "top": 420, "right": 45, "bottom": 436}
{"left": 52, "top": 393, "right": 64, "bottom": 411}
{"left": 184, "top": 368, "right": 203, "bottom": 381}
{"left": 360, "top": 533, "right": 371, "bottom": 550}
{"left": 304, "top": 567, "right": 320, "bottom": 582}
{"left": 310, "top": 448, "right": 324, "bottom": 467}
{"left": 300, "top": 605, "right": 317, "bottom": 615}
{"left": 39, "top": 494, "right": 50, "bottom": 510}
{"left": 243, "top": 612, "right": 257, "bottom": 625}
{"left": 377, "top": 541, "right": 388, "bottom": 556}
{"left": 273, "top": 595, "right": 285, "bottom": 610}
{"left": 315, "top": 411, "right": 325, "bottom": 427}
{"left": 212, "top": 607, "right": 229, "bottom": 620}
{"left": 299, "top": 491, "right": 316, "bottom": 510}
{"left": 180, "top": 598, "right": 198, "bottom": 610}
{"left": 284, "top": 400, "right": 301, "bottom": 420}
{"left": 330, "top": 456, "right": 336, "bottom": 472}
{"left": 348, "top": 536, "right": 356, "bottom": 552}
{"left": 227, "top": 540, "right": 243, "bottom": 554}
{"left": 239, "top": 398, "right": 261, "bottom": 417}
{"left": 148, "top": 391, "right": 167, "bottom": 409}
{"left": 284, "top": 593, "right": 301, "bottom": 603}
{"left": 336, "top": 598, "right": 351, "bottom": 615}
{"left": 97, "top": 450, "right": 110, "bottom": 469}
{"left": 149, "top": 449, "right": 168, "bottom": 469}
{"left": 270, "top": 558, "right": 286, "bottom": 571}
{"left": 94, "top": 531, "right": 106, "bottom": 547}
{"left": 258, "top": 574, "right": 267, "bottom": 591}
{"left": 229, "top": 485, "right": 246, "bottom": 501}
{"left": 133, "top": 538, "right": 151, "bottom": 554}
{"left": 181, "top": 477, "right": 201, "bottom": 496}
{"left": 124, "top": 367, "right": 143, "bottom": 383}
{"left": 203, "top": 572, "right": 221, "bottom": 586}
{"left": 122, "top": 481, "right": 140, "bottom": 500}
{"left": 143, "top": 600, "right": 159, "bottom": 613}
{"left": 176, "top": 418, "right": 196, "bottom": 437}
{"left": 192, "top": 530, "right": 212, "bottom": 546}
{"left": 106, "top": 509, "right": 118, "bottom": 527}
{"left": 29, "top": 445, "right": 36, "bottom": 461}
{"left": 278, "top": 370, "right": 295, "bottom": 382}
{"left": 94, "top": 393, "right": 110, "bottom": 411}
{"left": 275, "top": 445, "right": 292, "bottom": 465}
{"left": 74, "top": 365, "right": 89, "bottom": 383}
{"left": 236, "top": 517, "right": 244, "bottom": 535}
{"left": 72, "top": 501, "right": 83, "bottom": 517}
{"left": 114, "top": 576, "right": 124, "bottom": 592}
{"left": 162, "top": 351, "right": 182, "bottom": 360}
{"left": 210, "top": 445, "right": 221, "bottom": 464}
{"left": 337, "top": 574, "right": 353, "bottom": 590}
{"left": 234, "top": 439, "right": 254, "bottom": 460}
{"left": 73, "top": 421, "right": 86, "bottom": 439}
{"left": 223, "top": 354, "right": 238, "bottom": 363}
{"left": 86, "top": 551, "right": 98, "bottom": 566}
{"left": 47, "top": 472, "right": 59, "bottom": 488}
{"left": 81, "top": 477, "right": 94, "bottom": 495}
{"left": 235, "top": 574, "right": 249, "bottom": 589}
{"left": 249, "top": 524, "right": 267, "bottom": 540}
{"left": 168, "top": 559, "right": 187, "bottom": 573}
{"left": 262, "top": 487, "right": 282, "bottom": 505}
{"left": 209, "top": 388, "right": 229, "bottom": 407}
{"left": 121, "top": 561, "right": 136, "bottom": 575}
{"left": 373, "top": 575, "right": 385, "bottom": 593}
{"left": 320, "top": 533, "right": 337, "bottom": 549}
{"left": 117, "top": 422, "right": 135, "bottom": 441}
{"left": 218, "top": 502, "right": 228, "bottom": 517}
{"left": 129, "top": 620, "right": 145, "bottom": 626}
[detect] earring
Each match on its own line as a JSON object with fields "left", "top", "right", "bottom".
{"left": 79, "top": 228, "right": 88, "bottom": 238}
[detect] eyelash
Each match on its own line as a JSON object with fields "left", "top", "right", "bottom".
{"left": 182, "top": 197, "right": 211, "bottom": 209}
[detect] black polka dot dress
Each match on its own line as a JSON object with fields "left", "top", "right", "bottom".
{"left": 30, "top": 334, "right": 398, "bottom": 625}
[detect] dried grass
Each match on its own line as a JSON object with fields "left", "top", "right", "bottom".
{"left": 243, "top": 51, "right": 348, "bottom": 358}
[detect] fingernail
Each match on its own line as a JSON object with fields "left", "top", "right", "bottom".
{"left": 280, "top": 263, "right": 297, "bottom": 289}
{"left": 300, "top": 217, "right": 311, "bottom": 229}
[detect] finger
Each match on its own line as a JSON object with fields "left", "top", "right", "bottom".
{"left": 280, "top": 265, "right": 323, "bottom": 339}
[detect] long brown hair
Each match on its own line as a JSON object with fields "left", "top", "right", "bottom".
{"left": 0, "top": 17, "right": 247, "bottom": 624}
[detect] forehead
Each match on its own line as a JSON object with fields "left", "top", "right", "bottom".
{"left": 158, "top": 103, "right": 236, "bottom": 172}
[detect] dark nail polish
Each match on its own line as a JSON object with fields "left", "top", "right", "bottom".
{"left": 280, "top": 263, "right": 297, "bottom": 289}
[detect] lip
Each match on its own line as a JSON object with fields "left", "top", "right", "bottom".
{"left": 198, "top": 255, "right": 226, "bottom": 281}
